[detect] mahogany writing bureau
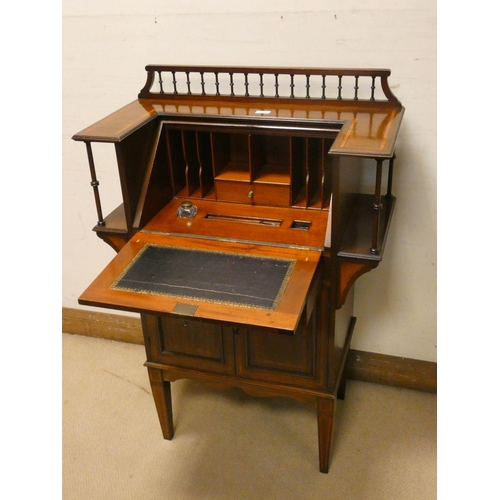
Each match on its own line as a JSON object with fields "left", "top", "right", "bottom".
{"left": 73, "top": 65, "right": 404, "bottom": 473}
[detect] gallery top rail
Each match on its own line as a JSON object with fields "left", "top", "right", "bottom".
{"left": 138, "top": 65, "right": 401, "bottom": 105}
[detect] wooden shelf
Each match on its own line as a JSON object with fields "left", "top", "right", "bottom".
{"left": 93, "top": 204, "right": 128, "bottom": 234}
{"left": 337, "top": 194, "right": 396, "bottom": 261}
{"left": 215, "top": 162, "right": 251, "bottom": 181}
{"left": 254, "top": 164, "right": 290, "bottom": 185}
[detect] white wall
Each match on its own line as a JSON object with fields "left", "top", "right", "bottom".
{"left": 62, "top": 0, "right": 436, "bottom": 362}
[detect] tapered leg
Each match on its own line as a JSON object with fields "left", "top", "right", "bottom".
{"left": 337, "top": 365, "right": 348, "bottom": 401}
{"left": 147, "top": 367, "right": 174, "bottom": 440}
{"left": 317, "top": 396, "right": 335, "bottom": 473}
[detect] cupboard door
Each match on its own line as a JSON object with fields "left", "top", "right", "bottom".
{"left": 147, "top": 315, "right": 235, "bottom": 375}
{"left": 234, "top": 299, "right": 326, "bottom": 389}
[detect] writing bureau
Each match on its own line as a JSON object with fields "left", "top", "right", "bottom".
{"left": 73, "top": 65, "right": 404, "bottom": 473}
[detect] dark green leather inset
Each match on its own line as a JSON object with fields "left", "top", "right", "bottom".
{"left": 111, "top": 244, "right": 296, "bottom": 310}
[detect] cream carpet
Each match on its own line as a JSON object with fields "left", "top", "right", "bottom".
{"left": 62, "top": 333, "right": 436, "bottom": 500}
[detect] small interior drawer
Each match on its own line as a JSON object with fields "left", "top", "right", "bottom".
{"left": 215, "top": 179, "right": 253, "bottom": 203}
{"left": 215, "top": 180, "right": 290, "bottom": 207}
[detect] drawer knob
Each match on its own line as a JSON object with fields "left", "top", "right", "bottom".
{"left": 247, "top": 190, "right": 254, "bottom": 199}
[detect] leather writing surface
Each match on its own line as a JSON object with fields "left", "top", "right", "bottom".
{"left": 111, "top": 244, "right": 295, "bottom": 310}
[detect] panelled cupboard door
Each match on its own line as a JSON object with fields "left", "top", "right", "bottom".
{"left": 234, "top": 290, "right": 328, "bottom": 389}
{"left": 79, "top": 232, "right": 323, "bottom": 334}
{"left": 146, "top": 315, "right": 236, "bottom": 375}
{"left": 144, "top": 308, "right": 326, "bottom": 386}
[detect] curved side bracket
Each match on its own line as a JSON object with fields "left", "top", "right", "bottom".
{"left": 380, "top": 75, "right": 401, "bottom": 104}
{"left": 96, "top": 233, "right": 128, "bottom": 253}
{"left": 138, "top": 68, "right": 156, "bottom": 98}
{"left": 337, "top": 259, "right": 379, "bottom": 309}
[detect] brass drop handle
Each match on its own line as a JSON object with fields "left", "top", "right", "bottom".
{"left": 248, "top": 190, "right": 254, "bottom": 199}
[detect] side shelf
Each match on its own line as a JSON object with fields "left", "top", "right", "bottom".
{"left": 336, "top": 194, "right": 396, "bottom": 308}
{"left": 93, "top": 204, "right": 129, "bottom": 252}
{"left": 93, "top": 203, "right": 128, "bottom": 234}
{"left": 338, "top": 194, "right": 395, "bottom": 261}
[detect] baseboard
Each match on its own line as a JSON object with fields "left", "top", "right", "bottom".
{"left": 62, "top": 307, "right": 436, "bottom": 394}
{"left": 62, "top": 307, "right": 143, "bottom": 345}
{"left": 346, "top": 349, "right": 436, "bottom": 394}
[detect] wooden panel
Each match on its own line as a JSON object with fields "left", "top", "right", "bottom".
{"left": 328, "top": 285, "right": 355, "bottom": 390}
{"left": 144, "top": 315, "right": 235, "bottom": 375}
{"left": 329, "top": 108, "right": 404, "bottom": 158}
{"left": 159, "top": 316, "right": 224, "bottom": 360}
{"left": 133, "top": 124, "right": 174, "bottom": 230}
{"left": 181, "top": 131, "right": 200, "bottom": 195}
{"left": 166, "top": 129, "right": 186, "bottom": 195}
{"left": 252, "top": 181, "right": 290, "bottom": 206}
{"left": 72, "top": 100, "right": 157, "bottom": 143}
{"left": 243, "top": 329, "right": 314, "bottom": 376}
{"left": 115, "top": 119, "right": 159, "bottom": 230}
{"left": 196, "top": 132, "right": 214, "bottom": 197}
{"left": 306, "top": 138, "right": 322, "bottom": 207}
{"left": 234, "top": 291, "right": 327, "bottom": 389}
{"left": 250, "top": 135, "right": 290, "bottom": 179}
